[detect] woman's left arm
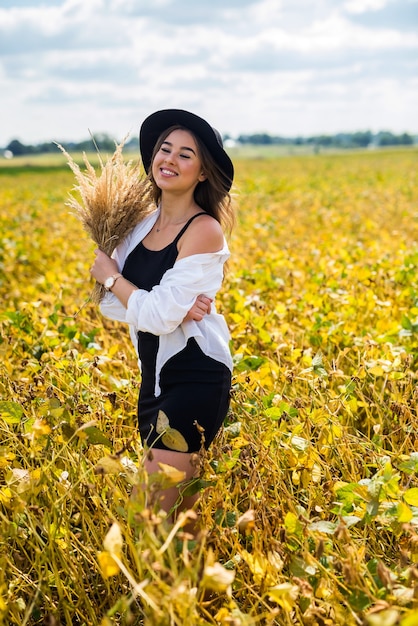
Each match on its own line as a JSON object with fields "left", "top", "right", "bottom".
{"left": 91, "top": 249, "right": 137, "bottom": 309}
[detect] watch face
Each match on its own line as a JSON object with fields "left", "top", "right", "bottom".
{"left": 104, "top": 276, "right": 114, "bottom": 289}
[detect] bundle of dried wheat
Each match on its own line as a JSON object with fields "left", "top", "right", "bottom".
{"left": 57, "top": 136, "right": 153, "bottom": 302}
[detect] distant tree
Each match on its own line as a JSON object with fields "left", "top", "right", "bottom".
{"left": 377, "top": 131, "right": 398, "bottom": 146}
{"left": 237, "top": 133, "right": 273, "bottom": 145}
{"left": 37, "top": 142, "right": 57, "bottom": 153}
{"left": 6, "top": 139, "right": 26, "bottom": 156}
{"left": 125, "top": 136, "right": 139, "bottom": 152}
{"left": 399, "top": 133, "right": 413, "bottom": 145}
{"left": 352, "top": 131, "right": 373, "bottom": 148}
{"left": 333, "top": 133, "right": 352, "bottom": 148}
{"left": 316, "top": 135, "right": 333, "bottom": 147}
{"left": 4, "top": 129, "right": 415, "bottom": 155}
{"left": 73, "top": 133, "right": 115, "bottom": 153}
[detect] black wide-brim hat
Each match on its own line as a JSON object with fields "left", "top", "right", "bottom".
{"left": 139, "top": 109, "right": 234, "bottom": 192}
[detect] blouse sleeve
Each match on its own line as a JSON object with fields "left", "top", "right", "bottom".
{"left": 98, "top": 211, "right": 159, "bottom": 323}
{"left": 98, "top": 239, "right": 130, "bottom": 322}
{"left": 99, "top": 291, "right": 128, "bottom": 322}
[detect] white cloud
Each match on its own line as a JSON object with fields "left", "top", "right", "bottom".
{"left": 0, "top": 0, "right": 417, "bottom": 145}
{"left": 344, "top": 0, "right": 390, "bottom": 14}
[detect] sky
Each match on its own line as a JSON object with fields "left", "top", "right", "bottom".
{"left": 0, "top": 0, "right": 417, "bottom": 147}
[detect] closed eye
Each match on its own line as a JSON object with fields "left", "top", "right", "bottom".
{"left": 160, "top": 146, "right": 191, "bottom": 159}
{"left": 161, "top": 140, "right": 196, "bottom": 158}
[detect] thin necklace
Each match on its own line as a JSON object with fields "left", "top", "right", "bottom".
{"left": 155, "top": 216, "right": 190, "bottom": 233}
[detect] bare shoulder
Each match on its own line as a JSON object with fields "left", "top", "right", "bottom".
{"left": 177, "top": 214, "right": 224, "bottom": 258}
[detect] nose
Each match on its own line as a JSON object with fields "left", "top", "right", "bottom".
{"left": 163, "top": 151, "right": 175, "bottom": 164}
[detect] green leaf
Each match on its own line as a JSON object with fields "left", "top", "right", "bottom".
{"left": 82, "top": 426, "right": 112, "bottom": 448}
{"left": 181, "top": 479, "right": 215, "bottom": 498}
{"left": 214, "top": 509, "right": 237, "bottom": 528}
{"left": 61, "top": 422, "right": 76, "bottom": 440}
{"left": 265, "top": 402, "right": 298, "bottom": 420}
{"left": 289, "top": 555, "right": 317, "bottom": 577}
{"left": 0, "top": 401, "right": 24, "bottom": 424}
{"left": 348, "top": 589, "right": 371, "bottom": 611}
{"left": 234, "top": 355, "right": 267, "bottom": 372}
{"left": 210, "top": 449, "right": 240, "bottom": 473}
{"left": 404, "top": 488, "right": 418, "bottom": 507}
{"left": 366, "top": 498, "right": 379, "bottom": 517}
{"left": 397, "top": 453, "right": 418, "bottom": 474}
{"left": 401, "top": 315, "right": 413, "bottom": 331}
{"left": 284, "top": 511, "right": 304, "bottom": 538}
{"left": 264, "top": 407, "right": 284, "bottom": 420}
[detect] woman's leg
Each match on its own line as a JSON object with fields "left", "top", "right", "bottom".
{"left": 144, "top": 448, "right": 200, "bottom": 518}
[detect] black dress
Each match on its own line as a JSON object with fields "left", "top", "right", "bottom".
{"left": 122, "top": 213, "right": 231, "bottom": 453}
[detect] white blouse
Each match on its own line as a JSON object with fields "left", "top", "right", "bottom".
{"left": 99, "top": 209, "right": 233, "bottom": 396}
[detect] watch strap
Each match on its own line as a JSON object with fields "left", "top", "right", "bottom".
{"left": 105, "top": 273, "right": 122, "bottom": 291}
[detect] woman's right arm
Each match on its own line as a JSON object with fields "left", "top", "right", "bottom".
{"left": 123, "top": 248, "right": 228, "bottom": 335}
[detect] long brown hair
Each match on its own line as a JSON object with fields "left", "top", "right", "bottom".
{"left": 146, "top": 125, "right": 235, "bottom": 235}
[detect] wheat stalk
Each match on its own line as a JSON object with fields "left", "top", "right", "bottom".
{"left": 56, "top": 134, "right": 153, "bottom": 303}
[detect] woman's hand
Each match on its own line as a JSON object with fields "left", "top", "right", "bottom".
{"left": 90, "top": 249, "right": 119, "bottom": 285}
{"left": 183, "top": 295, "right": 212, "bottom": 322}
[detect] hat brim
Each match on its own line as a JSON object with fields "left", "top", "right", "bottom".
{"left": 139, "top": 109, "right": 234, "bottom": 192}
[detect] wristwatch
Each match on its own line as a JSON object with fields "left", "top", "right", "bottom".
{"left": 104, "top": 273, "right": 122, "bottom": 291}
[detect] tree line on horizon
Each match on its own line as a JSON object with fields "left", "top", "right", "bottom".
{"left": 2, "top": 129, "right": 416, "bottom": 157}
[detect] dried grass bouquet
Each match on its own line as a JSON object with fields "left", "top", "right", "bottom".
{"left": 57, "top": 135, "right": 153, "bottom": 303}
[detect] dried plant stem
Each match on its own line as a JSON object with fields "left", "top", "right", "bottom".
{"left": 56, "top": 135, "right": 153, "bottom": 303}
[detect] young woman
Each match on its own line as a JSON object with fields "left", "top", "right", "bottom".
{"left": 90, "top": 109, "right": 235, "bottom": 518}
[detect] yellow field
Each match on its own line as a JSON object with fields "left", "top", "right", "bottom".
{"left": 0, "top": 149, "right": 418, "bottom": 625}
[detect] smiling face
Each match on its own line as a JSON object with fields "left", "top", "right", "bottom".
{"left": 151, "top": 128, "right": 206, "bottom": 196}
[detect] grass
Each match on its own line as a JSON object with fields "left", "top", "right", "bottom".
{"left": 0, "top": 148, "right": 418, "bottom": 625}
